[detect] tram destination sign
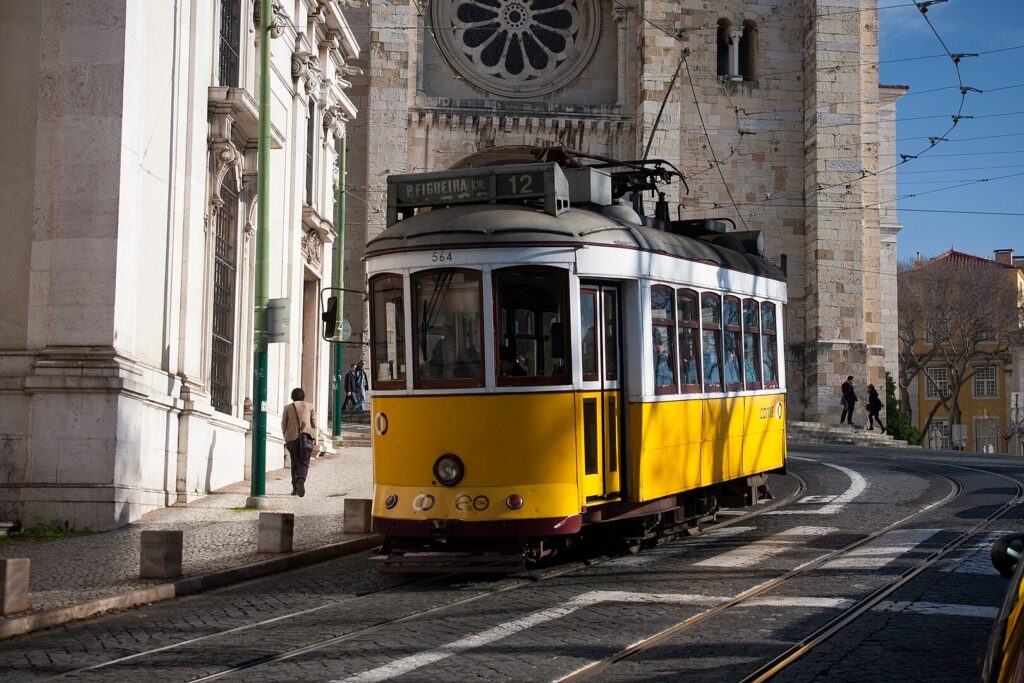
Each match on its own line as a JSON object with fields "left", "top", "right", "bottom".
{"left": 387, "top": 163, "right": 569, "bottom": 224}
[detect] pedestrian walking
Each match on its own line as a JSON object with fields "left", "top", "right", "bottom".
{"left": 352, "top": 360, "right": 369, "bottom": 410}
{"left": 281, "top": 387, "right": 317, "bottom": 497}
{"left": 342, "top": 363, "right": 358, "bottom": 410}
{"left": 867, "top": 384, "right": 886, "bottom": 432}
{"left": 840, "top": 375, "right": 858, "bottom": 426}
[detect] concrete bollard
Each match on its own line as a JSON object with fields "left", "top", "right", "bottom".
{"left": 140, "top": 530, "right": 183, "bottom": 579}
{"left": 257, "top": 512, "right": 294, "bottom": 554}
{"left": 343, "top": 499, "right": 372, "bottom": 534}
{"left": 0, "top": 558, "right": 30, "bottom": 615}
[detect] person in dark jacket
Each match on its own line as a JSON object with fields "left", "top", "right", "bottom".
{"left": 866, "top": 384, "right": 886, "bottom": 432}
{"left": 342, "top": 363, "right": 358, "bottom": 410}
{"left": 840, "top": 375, "right": 858, "bottom": 426}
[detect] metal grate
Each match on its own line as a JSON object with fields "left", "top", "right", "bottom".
{"left": 211, "top": 176, "right": 238, "bottom": 414}
{"left": 218, "top": 0, "right": 241, "bottom": 87}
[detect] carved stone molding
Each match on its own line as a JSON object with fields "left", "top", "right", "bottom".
{"left": 301, "top": 230, "right": 323, "bottom": 270}
{"left": 243, "top": 174, "right": 258, "bottom": 241}
{"left": 322, "top": 105, "right": 348, "bottom": 140}
{"left": 207, "top": 120, "right": 241, "bottom": 216}
{"left": 292, "top": 49, "right": 323, "bottom": 98}
{"left": 253, "top": 0, "right": 288, "bottom": 38}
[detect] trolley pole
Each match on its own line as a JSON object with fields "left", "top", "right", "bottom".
{"left": 248, "top": 0, "right": 272, "bottom": 504}
{"left": 332, "top": 137, "right": 347, "bottom": 438}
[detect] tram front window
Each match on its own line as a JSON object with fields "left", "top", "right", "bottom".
{"left": 413, "top": 269, "right": 483, "bottom": 387}
{"left": 493, "top": 267, "right": 569, "bottom": 385}
{"left": 370, "top": 274, "right": 406, "bottom": 388}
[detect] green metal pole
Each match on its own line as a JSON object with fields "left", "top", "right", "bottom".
{"left": 332, "top": 137, "right": 347, "bottom": 438}
{"left": 250, "top": 0, "right": 271, "bottom": 499}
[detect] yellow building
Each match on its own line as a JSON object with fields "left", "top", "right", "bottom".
{"left": 905, "top": 249, "right": 1024, "bottom": 453}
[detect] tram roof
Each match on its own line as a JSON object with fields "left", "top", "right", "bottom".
{"left": 365, "top": 204, "right": 786, "bottom": 282}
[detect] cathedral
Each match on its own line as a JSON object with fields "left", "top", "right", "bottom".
{"left": 341, "top": 0, "right": 903, "bottom": 420}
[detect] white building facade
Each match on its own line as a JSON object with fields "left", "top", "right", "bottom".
{"left": 0, "top": 0, "right": 359, "bottom": 530}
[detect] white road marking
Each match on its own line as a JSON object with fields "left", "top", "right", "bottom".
{"left": 338, "top": 590, "right": 998, "bottom": 682}
{"left": 820, "top": 529, "right": 941, "bottom": 569}
{"left": 693, "top": 526, "right": 838, "bottom": 568}
{"left": 941, "top": 532, "right": 1002, "bottom": 574}
{"left": 768, "top": 462, "right": 868, "bottom": 515}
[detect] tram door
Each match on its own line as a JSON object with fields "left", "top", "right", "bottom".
{"left": 579, "top": 284, "right": 622, "bottom": 500}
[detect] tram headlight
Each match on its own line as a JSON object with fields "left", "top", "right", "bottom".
{"left": 433, "top": 453, "right": 464, "bottom": 487}
{"left": 505, "top": 494, "right": 524, "bottom": 510}
{"left": 384, "top": 494, "right": 398, "bottom": 509}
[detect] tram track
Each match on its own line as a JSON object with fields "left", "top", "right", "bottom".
{"left": 45, "top": 473, "right": 808, "bottom": 681}
{"left": 559, "top": 460, "right": 1023, "bottom": 683}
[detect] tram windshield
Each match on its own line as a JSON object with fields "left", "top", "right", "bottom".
{"left": 412, "top": 269, "right": 483, "bottom": 387}
{"left": 493, "top": 267, "right": 569, "bottom": 385}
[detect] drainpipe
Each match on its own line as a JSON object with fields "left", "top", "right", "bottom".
{"left": 248, "top": 0, "right": 272, "bottom": 504}
{"left": 333, "top": 137, "right": 347, "bottom": 438}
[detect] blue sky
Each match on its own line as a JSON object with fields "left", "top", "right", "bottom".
{"left": 878, "top": 0, "right": 1024, "bottom": 263}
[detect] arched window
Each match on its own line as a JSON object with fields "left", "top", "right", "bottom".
{"left": 211, "top": 170, "right": 239, "bottom": 414}
{"left": 740, "top": 21, "right": 757, "bottom": 81}
{"left": 716, "top": 19, "right": 731, "bottom": 78}
{"left": 218, "top": 0, "right": 241, "bottom": 87}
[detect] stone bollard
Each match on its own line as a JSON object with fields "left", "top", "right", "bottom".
{"left": 343, "top": 499, "right": 372, "bottom": 534}
{"left": 257, "top": 512, "right": 294, "bottom": 554}
{"left": 140, "top": 530, "right": 183, "bottom": 579}
{"left": 0, "top": 558, "right": 30, "bottom": 615}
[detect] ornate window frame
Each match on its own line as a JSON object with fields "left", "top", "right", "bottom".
{"left": 430, "top": 0, "right": 601, "bottom": 98}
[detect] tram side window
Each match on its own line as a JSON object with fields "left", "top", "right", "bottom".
{"left": 413, "top": 269, "right": 483, "bottom": 388}
{"left": 761, "top": 302, "right": 779, "bottom": 388}
{"left": 743, "top": 299, "right": 761, "bottom": 389}
{"left": 494, "top": 267, "right": 569, "bottom": 385}
{"left": 701, "top": 293, "right": 723, "bottom": 391}
{"left": 651, "top": 286, "right": 676, "bottom": 394}
{"left": 370, "top": 274, "right": 406, "bottom": 388}
{"left": 677, "top": 289, "right": 701, "bottom": 392}
{"left": 723, "top": 297, "right": 743, "bottom": 391}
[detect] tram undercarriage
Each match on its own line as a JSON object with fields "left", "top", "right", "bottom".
{"left": 379, "top": 476, "right": 771, "bottom": 573}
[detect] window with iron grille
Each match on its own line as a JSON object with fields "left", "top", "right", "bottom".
{"left": 218, "top": 0, "right": 241, "bottom": 87}
{"left": 925, "top": 366, "right": 949, "bottom": 399}
{"left": 305, "top": 98, "right": 316, "bottom": 205}
{"left": 973, "top": 364, "right": 998, "bottom": 398}
{"left": 211, "top": 173, "right": 239, "bottom": 414}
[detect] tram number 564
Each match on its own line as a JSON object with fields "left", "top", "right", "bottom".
{"left": 431, "top": 251, "right": 453, "bottom": 263}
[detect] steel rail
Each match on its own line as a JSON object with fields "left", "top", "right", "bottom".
{"left": 558, "top": 459, "right": 966, "bottom": 682}
{"left": 742, "top": 462, "right": 1024, "bottom": 682}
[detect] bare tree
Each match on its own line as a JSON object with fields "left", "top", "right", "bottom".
{"left": 897, "top": 259, "right": 1020, "bottom": 445}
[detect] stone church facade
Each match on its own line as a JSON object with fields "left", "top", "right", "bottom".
{"left": 341, "top": 0, "right": 903, "bottom": 420}
{"left": 0, "top": 0, "right": 359, "bottom": 530}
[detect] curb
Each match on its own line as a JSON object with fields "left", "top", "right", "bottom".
{"left": 0, "top": 533, "right": 384, "bottom": 640}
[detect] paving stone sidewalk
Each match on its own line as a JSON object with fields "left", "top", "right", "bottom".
{"left": 0, "top": 441, "right": 376, "bottom": 635}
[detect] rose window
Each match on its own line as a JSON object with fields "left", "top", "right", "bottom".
{"left": 431, "top": 0, "right": 600, "bottom": 98}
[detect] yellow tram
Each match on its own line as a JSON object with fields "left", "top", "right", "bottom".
{"left": 361, "top": 156, "right": 787, "bottom": 571}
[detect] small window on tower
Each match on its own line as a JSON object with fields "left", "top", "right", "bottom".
{"left": 740, "top": 21, "right": 757, "bottom": 81}
{"left": 716, "top": 19, "right": 731, "bottom": 78}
